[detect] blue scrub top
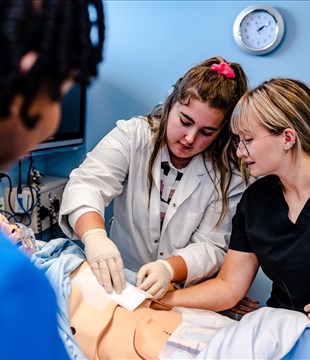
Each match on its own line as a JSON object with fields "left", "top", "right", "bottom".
{"left": 0, "top": 232, "right": 69, "bottom": 359}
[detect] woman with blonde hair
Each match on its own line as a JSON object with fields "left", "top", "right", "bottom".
{"left": 160, "top": 78, "right": 310, "bottom": 321}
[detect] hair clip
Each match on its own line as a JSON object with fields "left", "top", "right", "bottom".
{"left": 211, "top": 62, "right": 235, "bottom": 79}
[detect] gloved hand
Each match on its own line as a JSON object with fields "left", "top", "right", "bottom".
{"left": 136, "top": 259, "right": 174, "bottom": 299}
{"left": 81, "top": 228, "right": 126, "bottom": 294}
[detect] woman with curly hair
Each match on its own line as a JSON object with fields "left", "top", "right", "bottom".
{"left": 0, "top": 1, "right": 104, "bottom": 358}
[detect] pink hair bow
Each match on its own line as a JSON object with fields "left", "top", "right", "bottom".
{"left": 211, "top": 62, "right": 235, "bottom": 79}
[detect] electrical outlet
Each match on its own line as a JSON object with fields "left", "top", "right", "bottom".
{"left": 0, "top": 197, "right": 5, "bottom": 212}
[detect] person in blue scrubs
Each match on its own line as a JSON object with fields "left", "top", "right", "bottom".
{"left": 0, "top": 1, "right": 104, "bottom": 358}
{"left": 0, "top": 233, "right": 69, "bottom": 359}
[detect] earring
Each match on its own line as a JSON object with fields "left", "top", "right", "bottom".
{"left": 20, "top": 51, "right": 38, "bottom": 73}
{"left": 284, "top": 141, "right": 295, "bottom": 153}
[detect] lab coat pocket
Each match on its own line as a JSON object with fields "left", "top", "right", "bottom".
{"left": 167, "top": 209, "right": 204, "bottom": 248}
{"left": 185, "top": 210, "right": 204, "bottom": 234}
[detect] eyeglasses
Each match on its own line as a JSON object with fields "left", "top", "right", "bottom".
{"left": 233, "top": 132, "right": 279, "bottom": 157}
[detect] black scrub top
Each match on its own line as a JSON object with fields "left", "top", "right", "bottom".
{"left": 229, "top": 175, "right": 310, "bottom": 313}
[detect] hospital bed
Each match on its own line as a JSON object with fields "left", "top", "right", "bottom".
{"left": 33, "top": 238, "right": 310, "bottom": 359}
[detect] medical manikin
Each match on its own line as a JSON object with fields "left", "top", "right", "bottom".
{"left": 1, "top": 213, "right": 235, "bottom": 359}
{"left": 2, "top": 214, "right": 308, "bottom": 360}
{"left": 0, "top": 214, "right": 36, "bottom": 255}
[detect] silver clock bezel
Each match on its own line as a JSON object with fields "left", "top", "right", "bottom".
{"left": 233, "top": 4, "right": 285, "bottom": 55}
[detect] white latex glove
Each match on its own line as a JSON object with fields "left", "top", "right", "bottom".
{"left": 81, "top": 228, "right": 125, "bottom": 294}
{"left": 136, "top": 260, "right": 174, "bottom": 299}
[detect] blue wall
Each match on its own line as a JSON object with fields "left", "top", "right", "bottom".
{"left": 6, "top": 0, "right": 310, "bottom": 304}
{"left": 85, "top": 0, "right": 310, "bottom": 151}
{"left": 34, "top": 1, "right": 310, "bottom": 175}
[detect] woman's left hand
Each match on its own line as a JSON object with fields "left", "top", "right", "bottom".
{"left": 304, "top": 304, "right": 310, "bottom": 318}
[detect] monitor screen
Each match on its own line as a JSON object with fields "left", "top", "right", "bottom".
{"left": 32, "top": 84, "right": 86, "bottom": 152}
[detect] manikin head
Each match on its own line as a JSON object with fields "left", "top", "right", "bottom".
{"left": 0, "top": 214, "right": 36, "bottom": 255}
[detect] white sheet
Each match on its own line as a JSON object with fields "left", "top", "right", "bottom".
{"left": 198, "top": 307, "right": 310, "bottom": 359}
{"left": 159, "top": 307, "right": 236, "bottom": 359}
{"left": 159, "top": 307, "right": 310, "bottom": 359}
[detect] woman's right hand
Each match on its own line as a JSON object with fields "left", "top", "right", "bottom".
{"left": 227, "top": 296, "right": 260, "bottom": 315}
{"left": 136, "top": 260, "right": 174, "bottom": 299}
{"left": 81, "top": 228, "right": 126, "bottom": 294}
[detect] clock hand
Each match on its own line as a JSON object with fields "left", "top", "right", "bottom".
{"left": 257, "top": 22, "right": 269, "bottom": 32}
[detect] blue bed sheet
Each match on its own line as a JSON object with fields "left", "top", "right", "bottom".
{"left": 283, "top": 328, "right": 310, "bottom": 359}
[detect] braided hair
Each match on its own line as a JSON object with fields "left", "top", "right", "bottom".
{"left": 0, "top": 0, "right": 105, "bottom": 128}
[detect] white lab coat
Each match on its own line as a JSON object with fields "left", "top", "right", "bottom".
{"left": 59, "top": 117, "right": 247, "bottom": 286}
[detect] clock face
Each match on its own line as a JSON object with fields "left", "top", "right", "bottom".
{"left": 240, "top": 10, "right": 278, "bottom": 50}
{"left": 233, "top": 5, "right": 285, "bottom": 55}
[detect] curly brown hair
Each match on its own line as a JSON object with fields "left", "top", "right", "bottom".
{"left": 0, "top": 0, "right": 105, "bottom": 128}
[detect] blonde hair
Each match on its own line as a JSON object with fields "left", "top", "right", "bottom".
{"left": 231, "top": 78, "right": 310, "bottom": 166}
{"left": 146, "top": 56, "right": 248, "bottom": 227}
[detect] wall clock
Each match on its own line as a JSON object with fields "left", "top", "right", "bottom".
{"left": 233, "top": 4, "right": 285, "bottom": 55}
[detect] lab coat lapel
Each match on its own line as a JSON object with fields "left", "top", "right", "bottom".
{"left": 148, "top": 153, "right": 161, "bottom": 241}
{"left": 161, "top": 155, "right": 207, "bottom": 235}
